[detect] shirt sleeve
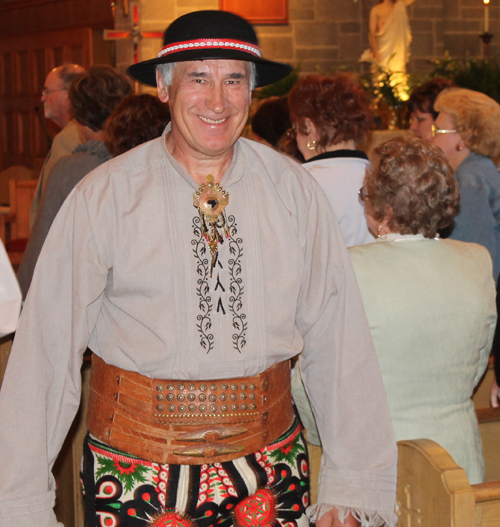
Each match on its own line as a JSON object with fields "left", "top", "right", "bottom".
{"left": 0, "top": 240, "right": 21, "bottom": 337}
{"left": 296, "top": 187, "right": 397, "bottom": 527}
{"left": 0, "top": 188, "right": 109, "bottom": 527}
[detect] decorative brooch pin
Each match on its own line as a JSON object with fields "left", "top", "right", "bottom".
{"left": 193, "top": 175, "right": 229, "bottom": 277}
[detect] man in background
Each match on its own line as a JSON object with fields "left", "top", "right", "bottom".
{"left": 31, "top": 63, "right": 85, "bottom": 226}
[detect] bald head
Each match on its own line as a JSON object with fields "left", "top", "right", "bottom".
{"left": 55, "top": 64, "right": 86, "bottom": 89}
{"left": 42, "top": 64, "right": 86, "bottom": 128}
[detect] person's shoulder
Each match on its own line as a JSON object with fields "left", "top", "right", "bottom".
{"left": 348, "top": 241, "right": 380, "bottom": 264}
{"left": 435, "top": 238, "right": 493, "bottom": 275}
{"left": 238, "top": 137, "right": 316, "bottom": 188}
{"left": 455, "top": 152, "right": 498, "bottom": 178}
{"left": 76, "top": 137, "right": 164, "bottom": 192}
{"left": 304, "top": 154, "right": 369, "bottom": 171}
{"left": 52, "top": 119, "right": 80, "bottom": 150}
{"left": 239, "top": 137, "right": 299, "bottom": 166}
{"left": 457, "top": 153, "right": 499, "bottom": 184}
{"left": 441, "top": 238, "right": 491, "bottom": 260}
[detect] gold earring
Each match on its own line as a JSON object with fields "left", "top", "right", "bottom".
{"left": 377, "top": 225, "right": 387, "bottom": 239}
{"left": 307, "top": 140, "right": 316, "bottom": 151}
{"left": 456, "top": 144, "right": 463, "bottom": 152}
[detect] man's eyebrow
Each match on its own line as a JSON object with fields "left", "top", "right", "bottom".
{"left": 186, "top": 71, "right": 247, "bottom": 79}
{"left": 187, "top": 71, "right": 209, "bottom": 78}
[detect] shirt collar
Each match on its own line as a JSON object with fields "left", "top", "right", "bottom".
{"left": 160, "top": 123, "right": 243, "bottom": 189}
{"left": 305, "top": 149, "right": 368, "bottom": 164}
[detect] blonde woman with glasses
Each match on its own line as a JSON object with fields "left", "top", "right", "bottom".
{"left": 432, "top": 87, "right": 500, "bottom": 282}
{"left": 432, "top": 88, "right": 500, "bottom": 409}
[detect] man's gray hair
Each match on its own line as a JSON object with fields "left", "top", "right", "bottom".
{"left": 156, "top": 62, "right": 257, "bottom": 90}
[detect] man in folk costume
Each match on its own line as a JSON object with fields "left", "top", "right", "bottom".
{"left": 0, "top": 11, "right": 397, "bottom": 527}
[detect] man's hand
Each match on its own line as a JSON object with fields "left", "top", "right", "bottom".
{"left": 316, "top": 508, "right": 360, "bottom": 527}
{"left": 490, "top": 376, "right": 500, "bottom": 407}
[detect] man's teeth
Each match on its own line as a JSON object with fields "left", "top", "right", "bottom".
{"left": 199, "top": 116, "right": 227, "bottom": 124}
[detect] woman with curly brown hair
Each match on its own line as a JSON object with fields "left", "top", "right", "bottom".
{"left": 353, "top": 135, "right": 495, "bottom": 484}
{"left": 294, "top": 136, "right": 496, "bottom": 486}
{"left": 105, "top": 93, "right": 170, "bottom": 157}
{"left": 288, "top": 73, "right": 374, "bottom": 246}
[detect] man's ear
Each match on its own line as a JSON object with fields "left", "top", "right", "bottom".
{"left": 156, "top": 70, "right": 169, "bottom": 103}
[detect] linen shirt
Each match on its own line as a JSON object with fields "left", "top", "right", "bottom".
{"left": 0, "top": 136, "right": 397, "bottom": 527}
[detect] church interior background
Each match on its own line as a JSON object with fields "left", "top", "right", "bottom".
{"left": 1, "top": 0, "right": 499, "bottom": 175}
{"left": 1, "top": 0, "right": 500, "bottom": 526}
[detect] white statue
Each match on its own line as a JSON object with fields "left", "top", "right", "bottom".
{"left": 363, "top": 0, "right": 417, "bottom": 98}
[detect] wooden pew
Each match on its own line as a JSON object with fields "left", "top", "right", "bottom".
{"left": 397, "top": 408, "right": 500, "bottom": 527}
{"left": 307, "top": 402, "right": 500, "bottom": 526}
{"left": 4, "top": 179, "right": 37, "bottom": 266}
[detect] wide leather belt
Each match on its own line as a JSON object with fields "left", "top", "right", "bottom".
{"left": 87, "top": 354, "right": 294, "bottom": 465}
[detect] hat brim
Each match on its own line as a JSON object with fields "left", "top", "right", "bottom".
{"left": 127, "top": 50, "right": 293, "bottom": 88}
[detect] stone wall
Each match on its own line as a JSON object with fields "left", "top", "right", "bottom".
{"left": 409, "top": 0, "right": 500, "bottom": 75}
{"left": 113, "top": 0, "right": 500, "bottom": 84}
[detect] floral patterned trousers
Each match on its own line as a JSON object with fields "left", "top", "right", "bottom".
{"left": 81, "top": 417, "right": 310, "bottom": 527}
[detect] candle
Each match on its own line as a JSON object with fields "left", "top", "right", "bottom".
{"left": 484, "top": 0, "right": 490, "bottom": 33}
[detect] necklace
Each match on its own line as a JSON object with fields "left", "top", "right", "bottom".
{"left": 193, "top": 175, "right": 229, "bottom": 277}
{"left": 377, "top": 233, "right": 440, "bottom": 242}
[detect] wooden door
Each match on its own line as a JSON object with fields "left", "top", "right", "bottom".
{"left": 0, "top": 28, "right": 93, "bottom": 173}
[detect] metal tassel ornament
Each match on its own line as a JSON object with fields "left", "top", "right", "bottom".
{"left": 193, "top": 175, "right": 229, "bottom": 277}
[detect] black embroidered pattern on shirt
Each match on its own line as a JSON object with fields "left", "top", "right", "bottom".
{"left": 191, "top": 214, "right": 247, "bottom": 353}
{"left": 192, "top": 215, "right": 214, "bottom": 353}
{"left": 226, "top": 215, "right": 247, "bottom": 353}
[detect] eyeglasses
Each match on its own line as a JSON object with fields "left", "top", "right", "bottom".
{"left": 358, "top": 187, "right": 369, "bottom": 201}
{"left": 286, "top": 127, "right": 296, "bottom": 139}
{"left": 431, "top": 124, "right": 457, "bottom": 137}
{"left": 41, "top": 87, "right": 67, "bottom": 96}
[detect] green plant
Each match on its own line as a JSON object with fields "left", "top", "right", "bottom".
{"left": 428, "top": 52, "right": 500, "bottom": 104}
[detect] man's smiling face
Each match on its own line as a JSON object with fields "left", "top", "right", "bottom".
{"left": 159, "top": 59, "right": 252, "bottom": 161}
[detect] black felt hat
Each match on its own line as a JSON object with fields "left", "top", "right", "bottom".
{"left": 127, "top": 10, "right": 293, "bottom": 88}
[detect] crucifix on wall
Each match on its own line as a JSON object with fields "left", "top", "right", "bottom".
{"left": 104, "top": 3, "right": 163, "bottom": 65}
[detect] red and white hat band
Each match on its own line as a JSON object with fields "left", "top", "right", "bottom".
{"left": 158, "top": 38, "right": 261, "bottom": 58}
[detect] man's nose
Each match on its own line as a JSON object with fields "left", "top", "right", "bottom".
{"left": 205, "top": 84, "right": 226, "bottom": 113}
